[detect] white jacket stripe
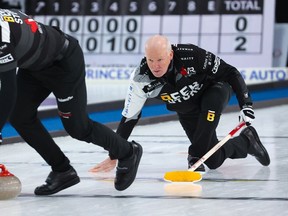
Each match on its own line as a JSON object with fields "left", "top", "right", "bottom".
{"left": 0, "top": 20, "right": 10, "bottom": 43}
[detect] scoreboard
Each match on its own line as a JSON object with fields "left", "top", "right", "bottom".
{"left": 25, "top": 0, "right": 275, "bottom": 68}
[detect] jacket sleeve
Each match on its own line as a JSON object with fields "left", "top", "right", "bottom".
{"left": 194, "top": 46, "right": 252, "bottom": 108}
{"left": 211, "top": 59, "right": 252, "bottom": 108}
{"left": 116, "top": 113, "right": 141, "bottom": 140}
{"left": 116, "top": 69, "right": 147, "bottom": 140}
{"left": 223, "top": 65, "right": 252, "bottom": 108}
{"left": 0, "top": 69, "right": 17, "bottom": 131}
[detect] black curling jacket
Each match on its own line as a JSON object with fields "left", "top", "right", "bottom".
{"left": 116, "top": 44, "right": 252, "bottom": 139}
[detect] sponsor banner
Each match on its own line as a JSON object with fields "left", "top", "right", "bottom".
{"left": 239, "top": 67, "right": 288, "bottom": 85}
{"left": 85, "top": 66, "right": 288, "bottom": 85}
{"left": 85, "top": 66, "right": 133, "bottom": 84}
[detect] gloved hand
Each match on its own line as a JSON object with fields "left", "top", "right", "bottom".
{"left": 0, "top": 132, "right": 2, "bottom": 145}
{"left": 239, "top": 105, "right": 255, "bottom": 126}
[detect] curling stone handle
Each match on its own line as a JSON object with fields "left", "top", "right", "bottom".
{"left": 0, "top": 164, "right": 13, "bottom": 176}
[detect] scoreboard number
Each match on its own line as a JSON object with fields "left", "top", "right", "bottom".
{"left": 25, "top": 0, "right": 275, "bottom": 67}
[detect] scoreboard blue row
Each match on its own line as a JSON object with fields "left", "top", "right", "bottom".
{"left": 25, "top": 0, "right": 264, "bottom": 16}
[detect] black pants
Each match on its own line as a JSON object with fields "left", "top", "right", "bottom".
{"left": 177, "top": 82, "right": 249, "bottom": 169}
{"left": 10, "top": 36, "right": 131, "bottom": 172}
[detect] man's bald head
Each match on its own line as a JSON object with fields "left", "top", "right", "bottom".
{"left": 145, "top": 35, "right": 172, "bottom": 54}
{"left": 144, "top": 35, "right": 173, "bottom": 78}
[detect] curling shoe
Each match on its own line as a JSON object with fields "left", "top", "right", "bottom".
{"left": 188, "top": 155, "right": 206, "bottom": 173}
{"left": 115, "top": 141, "right": 143, "bottom": 191}
{"left": 34, "top": 167, "right": 80, "bottom": 195}
{"left": 240, "top": 126, "right": 270, "bottom": 166}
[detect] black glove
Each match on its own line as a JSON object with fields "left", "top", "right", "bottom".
{"left": 239, "top": 105, "right": 255, "bottom": 126}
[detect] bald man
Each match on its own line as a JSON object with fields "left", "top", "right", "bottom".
{"left": 90, "top": 35, "right": 270, "bottom": 173}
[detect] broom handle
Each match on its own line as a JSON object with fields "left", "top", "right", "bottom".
{"left": 189, "top": 121, "right": 246, "bottom": 171}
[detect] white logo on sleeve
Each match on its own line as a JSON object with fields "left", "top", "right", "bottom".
{"left": 0, "top": 53, "right": 14, "bottom": 64}
{"left": 57, "top": 96, "right": 74, "bottom": 102}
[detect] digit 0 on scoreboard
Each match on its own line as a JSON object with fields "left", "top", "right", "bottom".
{"left": 24, "top": 0, "right": 275, "bottom": 67}
{"left": 220, "top": 0, "right": 264, "bottom": 54}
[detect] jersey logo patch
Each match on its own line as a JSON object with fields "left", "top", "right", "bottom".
{"left": 0, "top": 9, "right": 23, "bottom": 24}
{"left": 207, "top": 110, "right": 216, "bottom": 122}
{"left": 142, "top": 79, "right": 166, "bottom": 93}
{"left": 0, "top": 53, "right": 14, "bottom": 64}
{"left": 180, "top": 67, "right": 196, "bottom": 77}
{"left": 160, "top": 82, "right": 203, "bottom": 104}
{"left": 180, "top": 67, "right": 188, "bottom": 76}
{"left": 24, "top": 18, "right": 38, "bottom": 33}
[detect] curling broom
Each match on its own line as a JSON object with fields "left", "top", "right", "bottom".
{"left": 164, "top": 121, "right": 246, "bottom": 182}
